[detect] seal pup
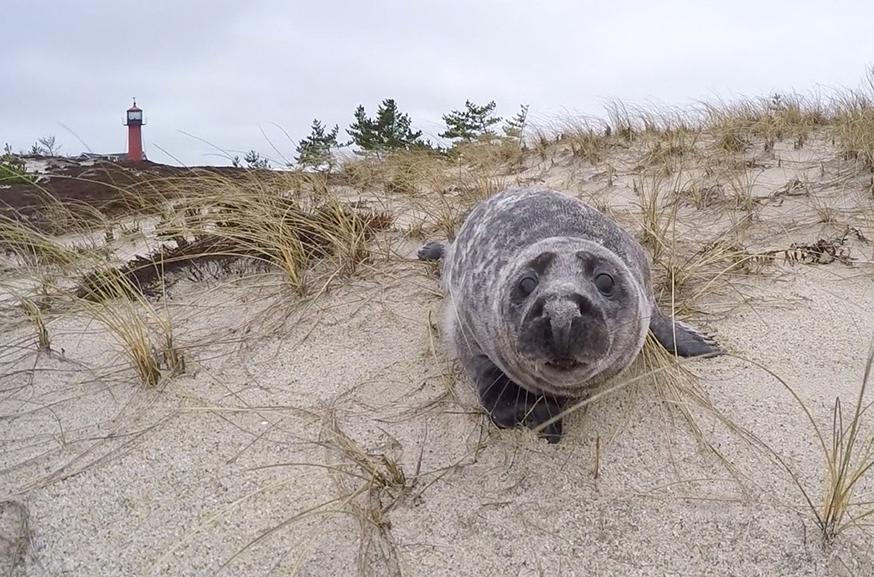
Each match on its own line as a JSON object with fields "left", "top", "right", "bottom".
{"left": 418, "top": 186, "right": 722, "bottom": 443}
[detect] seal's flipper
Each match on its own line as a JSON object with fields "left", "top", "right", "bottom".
{"left": 472, "top": 356, "right": 567, "bottom": 444}
{"left": 650, "top": 309, "right": 723, "bottom": 358}
{"left": 417, "top": 241, "right": 446, "bottom": 261}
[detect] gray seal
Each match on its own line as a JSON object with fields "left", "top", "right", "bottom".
{"left": 418, "top": 186, "right": 722, "bottom": 443}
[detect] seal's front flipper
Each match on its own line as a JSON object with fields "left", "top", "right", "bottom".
{"left": 474, "top": 359, "right": 567, "bottom": 444}
{"left": 650, "top": 309, "right": 723, "bottom": 358}
{"left": 417, "top": 241, "right": 446, "bottom": 261}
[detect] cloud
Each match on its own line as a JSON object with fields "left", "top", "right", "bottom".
{"left": 3, "top": 0, "right": 873, "bottom": 165}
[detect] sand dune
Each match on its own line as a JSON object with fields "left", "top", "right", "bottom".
{"left": 2, "top": 128, "right": 873, "bottom": 576}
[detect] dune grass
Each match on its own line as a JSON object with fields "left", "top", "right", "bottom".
{"left": 813, "top": 340, "right": 874, "bottom": 541}
{"left": 16, "top": 294, "right": 51, "bottom": 352}
{"left": 832, "top": 67, "right": 874, "bottom": 169}
{"left": 78, "top": 283, "right": 182, "bottom": 387}
{"left": 1, "top": 215, "right": 178, "bottom": 386}
{"left": 0, "top": 167, "right": 394, "bottom": 388}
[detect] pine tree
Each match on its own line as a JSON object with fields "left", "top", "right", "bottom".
{"left": 243, "top": 150, "right": 270, "bottom": 169}
{"left": 346, "top": 99, "right": 427, "bottom": 157}
{"left": 502, "top": 104, "right": 530, "bottom": 141}
{"left": 347, "top": 105, "right": 376, "bottom": 153}
{"left": 295, "top": 119, "right": 342, "bottom": 171}
{"left": 439, "top": 100, "right": 503, "bottom": 143}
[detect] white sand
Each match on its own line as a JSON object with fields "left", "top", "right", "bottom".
{"left": 2, "top": 134, "right": 874, "bottom": 576}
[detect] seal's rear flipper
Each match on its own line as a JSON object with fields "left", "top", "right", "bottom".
{"left": 650, "top": 310, "right": 723, "bottom": 358}
{"left": 417, "top": 241, "right": 446, "bottom": 261}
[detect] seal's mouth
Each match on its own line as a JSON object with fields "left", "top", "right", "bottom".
{"left": 545, "top": 357, "right": 583, "bottom": 371}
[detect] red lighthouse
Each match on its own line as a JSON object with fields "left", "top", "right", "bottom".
{"left": 124, "top": 98, "right": 145, "bottom": 162}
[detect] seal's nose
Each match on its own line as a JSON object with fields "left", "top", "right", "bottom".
{"left": 544, "top": 298, "right": 582, "bottom": 357}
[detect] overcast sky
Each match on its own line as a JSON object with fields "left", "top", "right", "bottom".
{"left": 3, "top": 0, "right": 873, "bottom": 167}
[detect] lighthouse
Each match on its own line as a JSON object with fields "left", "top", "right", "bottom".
{"left": 124, "top": 98, "right": 145, "bottom": 162}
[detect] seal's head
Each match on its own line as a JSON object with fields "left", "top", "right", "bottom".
{"left": 493, "top": 237, "right": 651, "bottom": 396}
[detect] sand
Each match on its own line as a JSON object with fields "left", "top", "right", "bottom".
{"left": 2, "top": 134, "right": 874, "bottom": 576}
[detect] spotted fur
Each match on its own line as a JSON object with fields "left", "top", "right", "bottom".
{"left": 419, "top": 186, "right": 722, "bottom": 443}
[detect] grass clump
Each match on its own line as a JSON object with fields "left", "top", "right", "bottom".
{"left": 76, "top": 172, "right": 394, "bottom": 300}
{"left": 534, "top": 116, "right": 609, "bottom": 164}
{"left": 191, "top": 185, "right": 393, "bottom": 295}
{"left": 634, "top": 172, "right": 680, "bottom": 266}
{"left": 564, "top": 124, "right": 609, "bottom": 164}
{"left": 637, "top": 130, "right": 700, "bottom": 176}
{"left": 1, "top": 214, "right": 183, "bottom": 386}
{"left": 698, "top": 90, "right": 827, "bottom": 156}
{"left": 18, "top": 295, "right": 51, "bottom": 352}
{"left": 736, "top": 340, "right": 874, "bottom": 545}
{"left": 814, "top": 340, "right": 874, "bottom": 541}
{"left": 80, "top": 292, "right": 182, "bottom": 387}
{"left": 832, "top": 67, "right": 874, "bottom": 169}
{"left": 0, "top": 216, "right": 84, "bottom": 268}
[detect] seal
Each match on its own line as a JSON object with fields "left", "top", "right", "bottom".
{"left": 418, "top": 186, "right": 722, "bottom": 443}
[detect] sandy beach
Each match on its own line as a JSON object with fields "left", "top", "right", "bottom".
{"left": 2, "top": 123, "right": 874, "bottom": 577}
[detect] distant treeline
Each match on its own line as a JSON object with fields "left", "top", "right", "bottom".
{"left": 245, "top": 99, "right": 530, "bottom": 172}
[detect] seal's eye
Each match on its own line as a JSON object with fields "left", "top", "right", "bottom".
{"left": 594, "top": 273, "right": 615, "bottom": 296}
{"left": 518, "top": 274, "right": 538, "bottom": 296}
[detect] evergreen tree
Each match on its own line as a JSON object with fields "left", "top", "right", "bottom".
{"left": 346, "top": 105, "right": 379, "bottom": 153}
{"left": 502, "top": 104, "right": 530, "bottom": 141}
{"left": 346, "top": 99, "right": 426, "bottom": 157}
{"left": 439, "top": 100, "right": 503, "bottom": 143}
{"left": 295, "top": 119, "right": 342, "bottom": 171}
{"left": 243, "top": 150, "right": 270, "bottom": 169}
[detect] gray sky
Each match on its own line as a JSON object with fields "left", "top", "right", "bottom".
{"left": 4, "top": 0, "right": 873, "bottom": 167}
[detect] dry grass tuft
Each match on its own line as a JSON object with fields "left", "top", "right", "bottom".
{"left": 81, "top": 174, "right": 393, "bottom": 299}
{"left": 451, "top": 137, "right": 525, "bottom": 171}
{"left": 18, "top": 295, "right": 51, "bottom": 352}
{"left": 816, "top": 340, "right": 874, "bottom": 541}
{"left": 349, "top": 145, "right": 516, "bottom": 242}
{"left": 730, "top": 341, "right": 874, "bottom": 544}
{"left": 719, "top": 165, "right": 763, "bottom": 212}
{"left": 630, "top": 167, "right": 776, "bottom": 314}
{"left": 637, "top": 130, "right": 700, "bottom": 176}
{"left": 654, "top": 239, "right": 771, "bottom": 315}
{"left": 605, "top": 100, "right": 638, "bottom": 142}
{"left": 341, "top": 149, "right": 445, "bottom": 195}
{"left": 556, "top": 117, "right": 610, "bottom": 164}
{"left": 0, "top": 216, "right": 84, "bottom": 269}
{"left": 634, "top": 172, "right": 680, "bottom": 266}
{"left": 832, "top": 67, "right": 874, "bottom": 169}
{"left": 700, "top": 91, "right": 826, "bottom": 155}
{"left": 318, "top": 408, "right": 411, "bottom": 577}
{"left": 78, "top": 286, "right": 183, "bottom": 387}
